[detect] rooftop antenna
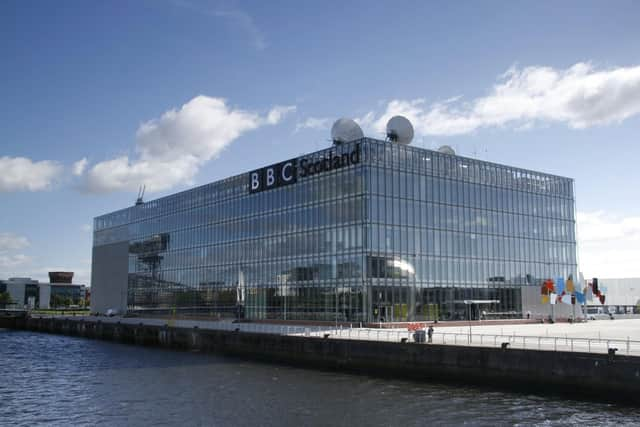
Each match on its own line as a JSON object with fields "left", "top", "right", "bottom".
{"left": 386, "top": 116, "right": 414, "bottom": 144}
{"left": 135, "top": 185, "right": 145, "bottom": 206}
{"left": 438, "top": 145, "right": 456, "bottom": 156}
{"left": 331, "top": 118, "right": 364, "bottom": 145}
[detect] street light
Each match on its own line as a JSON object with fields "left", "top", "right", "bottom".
{"left": 462, "top": 299, "right": 500, "bottom": 345}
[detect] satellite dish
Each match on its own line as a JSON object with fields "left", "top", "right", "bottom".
{"left": 331, "top": 118, "right": 364, "bottom": 145}
{"left": 386, "top": 116, "right": 414, "bottom": 144}
{"left": 438, "top": 145, "right": 456, "bottom": 156}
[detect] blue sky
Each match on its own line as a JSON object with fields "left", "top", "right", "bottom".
{"left": 1, "top": 0, "right": 640, "bottom": 284}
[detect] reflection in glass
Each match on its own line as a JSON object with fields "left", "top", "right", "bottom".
{"left": 94, "top": 139, "right": 576, "bottom": 322}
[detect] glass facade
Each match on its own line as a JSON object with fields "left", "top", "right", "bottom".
{"left": 93, "top": 139, "right": 576, "bottom": 322}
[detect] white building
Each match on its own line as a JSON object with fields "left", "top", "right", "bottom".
{"left": 0, "top": 277, "right": 41, "bottom": 309}
{"left": 591, "top": 278, "right": 640, "bottom": 313}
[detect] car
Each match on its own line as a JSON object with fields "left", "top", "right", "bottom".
{"left": 106, "top": 308, "right": 119, "bottom": 317}
{"left": 588, "top": 313, "right": 614, "bottom": 320}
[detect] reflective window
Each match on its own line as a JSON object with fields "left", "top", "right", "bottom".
{"left": 95, "top": 139, "right": 576, "bottom": 322}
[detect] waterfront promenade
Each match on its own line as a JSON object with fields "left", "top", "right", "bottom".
{"left": 7, "top": 313, "right": 640, "bottom": 404}
{"left": 29, "top": 314, "right": 640, "bottom": 357}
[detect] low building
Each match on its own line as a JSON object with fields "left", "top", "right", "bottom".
{"left": 0, "top": 277, "right": 40, "bottom": 309}
{"left": 0, "top": 272, "right": 88, "bottom": 309}
{"left": 586, "top": 278, "right": 640, "bottom": 314}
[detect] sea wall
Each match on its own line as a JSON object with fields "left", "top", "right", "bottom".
{"left": 3, "top": 316, "right": 640, "bottom": 403}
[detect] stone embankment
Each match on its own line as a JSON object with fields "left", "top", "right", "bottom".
{"left": 3, "top": 315, "right": 639, "bottom": 404}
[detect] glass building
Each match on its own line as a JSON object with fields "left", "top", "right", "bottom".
{"left": 91, "top": 138, "right": 577, "bottom": 322}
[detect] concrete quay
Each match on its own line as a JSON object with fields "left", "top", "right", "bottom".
{"left": 3, "top": 314, "right": 640, "bottom": 404}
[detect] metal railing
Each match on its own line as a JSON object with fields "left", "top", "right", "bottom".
{"left": 297, "top": 327, "right": 640, "bottom": 356}
{"left": 54, "top": 316, "right": 640, "bottom": 357}
{"left": 204, "top": 321, "right": 640, "bottom": 356}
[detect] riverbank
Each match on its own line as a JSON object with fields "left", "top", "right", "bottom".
{"left": 3, "top": 315, "right": 640, "bottom": 404}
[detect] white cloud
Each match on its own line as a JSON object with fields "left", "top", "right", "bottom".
{"left": 266, "top": 105, "right": 296, "bottom": 125}
{"left": 578, "top": 211, "right": 640, "bottom": 278}
{"left": 0, "top": 232, "right": 91, "bottom": 283}
{"left": 0, "top": 233, "right": 31, "bottom": 277}
{"left": 37, "top": 265, "right": 91, "bottom": 286}
{"left": 171, "top": 1, "right": 267, "bottom": 50}
{"left": 0, "top": 156, "right": 62, "bottom": 192}
{"left": 0, "top": 254, "right": 31, "bottom": 270}
{"left": 213, "top": 9, "right": 267, "bottom": 50}
{"left": 72, "top": 158, "right": 88, "bottom": 176}
{"left": 295, "top": 117, "right": 332, "bottom": 132}
{"left": 80, "top": 224, "right": 92, "bottom": 233}
{"left": 82, "top": 96, "right": 295, "bottom": 193}
{"left": 0, "top": 233, "right": 29, "bottom": 251}
{"left": 360, "top": 62, "right": 640, "bottom": 137}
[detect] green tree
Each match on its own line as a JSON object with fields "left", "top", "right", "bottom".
{"left": 0, "top": 291, "right": 13, "bottom": 306}
{"left": 51, "top": 294, "right": 64, "bottom": 308}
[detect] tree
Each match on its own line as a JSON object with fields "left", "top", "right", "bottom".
{"left": 51, "top": 294, "right": 64, "bottom": 308}
{"left": 0, "top": 292, "right": 13, "bottom": 307}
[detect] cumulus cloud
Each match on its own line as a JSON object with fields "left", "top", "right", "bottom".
{"left": 0, "top": 232, "right": 31, "bottom": 274}
{"left": 361, "top": 62, "right": 640, "bottom": 136}
{"left": 0, "top": 156, "right": 62, "bottom": 192}
{"left": 72, "top": 158, "right": 88, "bottom": 176}
{"left": 577, "top": 211, "right": 640, "bottom": 278}
{"left": 294, "top": 117, "right": 332, "bottom": 132}
{"left": 82, "top": 96, "right": 295, "bottom": 193}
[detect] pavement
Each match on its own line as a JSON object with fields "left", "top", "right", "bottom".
{"left": 33, "top": 314, "right": 640, "bottom": 356}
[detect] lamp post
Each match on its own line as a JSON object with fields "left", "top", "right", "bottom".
{"left": 463, "top": 299, "right": 500, "bottom": 345}
{"left": 283, "top": 277, "right": 287, "bottom": 321}
{"left": 464, "top": 300, "right": 472, "bottom": 344}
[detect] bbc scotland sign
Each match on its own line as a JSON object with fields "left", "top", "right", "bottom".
{"left": 249, "top": 144, "right": 360, "bottom": 193}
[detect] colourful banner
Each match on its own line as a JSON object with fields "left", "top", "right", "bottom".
{"left": 566, "top": 278, "right": 575, "bottom": 293}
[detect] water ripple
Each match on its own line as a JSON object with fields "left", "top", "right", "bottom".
{"left": 1, "top": 330, "right": 639, "bottom": 426}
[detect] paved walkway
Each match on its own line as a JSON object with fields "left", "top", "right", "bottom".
{"left": 35, "top": 315, "right": 640, "bottom": 356}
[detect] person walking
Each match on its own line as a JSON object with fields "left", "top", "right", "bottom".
{"left": 427, "top": 325, "right": 434, "bottom": 343}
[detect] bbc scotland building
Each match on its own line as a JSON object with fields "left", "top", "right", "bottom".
{"left": 91, "top": 136, "right": 577, "bottom": 323}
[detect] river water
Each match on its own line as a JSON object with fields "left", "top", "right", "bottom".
{"left": 1, "top": 329, "right": 638, "bottom": 426}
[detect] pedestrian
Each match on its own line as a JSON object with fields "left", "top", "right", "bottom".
{"left": 427, "top": 325, "right": 434, "bottom": 343}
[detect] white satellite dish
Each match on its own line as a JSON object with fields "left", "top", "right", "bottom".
{"left": 438, "top": 145, "right": 456, "bottom": 156}
{"left": 331, "top": 118, "right": 364, "bottom": 145}
{"left": 386, "top": 116, "right": 414, "bottom": 144}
